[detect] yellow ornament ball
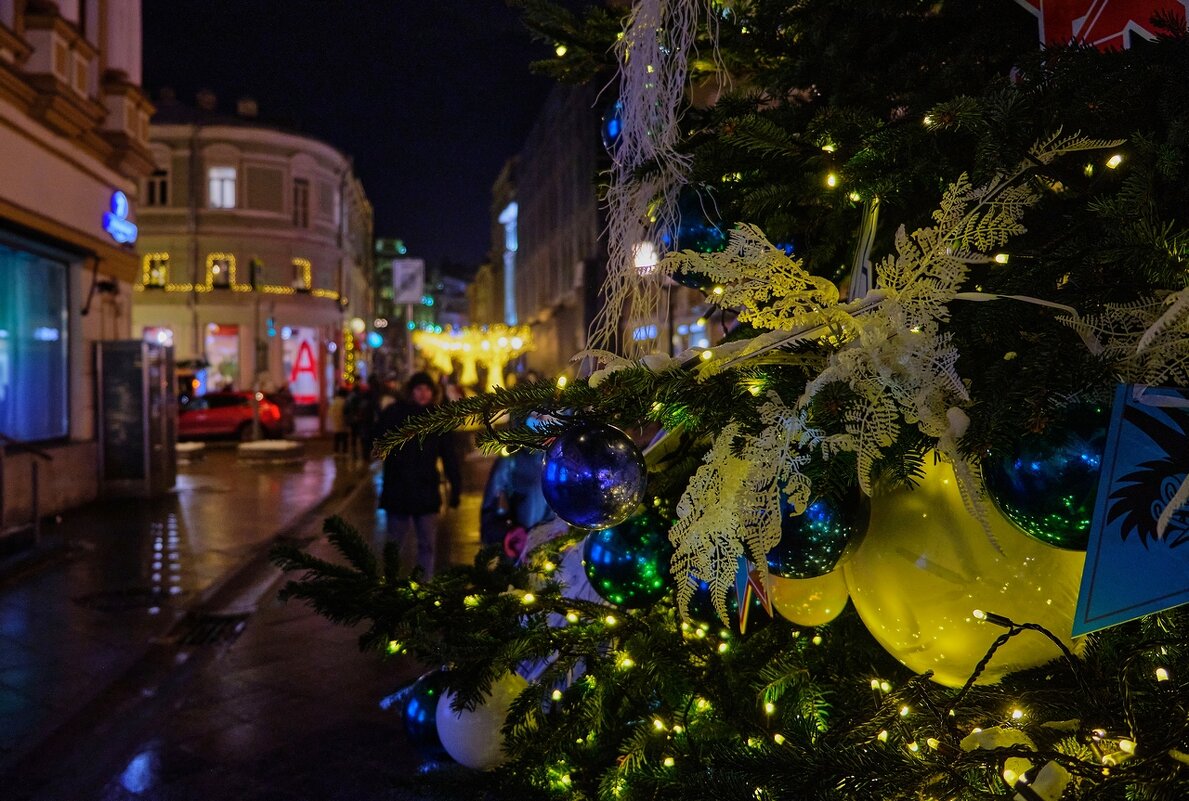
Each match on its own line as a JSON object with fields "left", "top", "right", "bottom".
{"left": 842, "top": 457, "right": 1084, "bottom": 687}
{"left": 770, "top": 570, "right": 849, "bottom": 627}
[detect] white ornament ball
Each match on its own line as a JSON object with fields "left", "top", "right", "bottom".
{"left": 435, "top": 672, "right": 528, "bottom": 770}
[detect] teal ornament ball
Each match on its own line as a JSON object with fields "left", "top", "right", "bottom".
{"left": 769, "top": 489, "right": 870, "bottom": 579}
{"left": 542, "top": 423, "right": 647, "bottom": 530}
{"left": 983, "top": 404, "right": 1109, "bottom": 550}
{"left": 583, "top": 510, "right": 673, "bottom": 608}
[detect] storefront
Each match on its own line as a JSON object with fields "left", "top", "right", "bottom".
{"left": 203, "top": 323, "right": 241, "bottom": 392}
{"left": 0, "top": 237, "right": 70, "bottom": 444}
{"left": 281, "top": 325, "right": 321, "bottom": 409}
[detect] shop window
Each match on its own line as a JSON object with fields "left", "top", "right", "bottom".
{"left": 204, "top": 324, "right": 240, "bottom": 391}
{"left": 0, "top": 243, "right": 68, "bottom": 441}
{"left": 208, "top": 166, "right": 236, "bottom": 209}
{"left": 282, "top": 326, "right": 320, "bottom": 404}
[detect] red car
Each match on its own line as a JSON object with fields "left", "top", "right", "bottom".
{"left": 178, "top": 392, "right": 284, "bottom": 440}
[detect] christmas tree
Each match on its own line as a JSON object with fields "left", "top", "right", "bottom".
{"left": 274, "top": 2, "right": 1189, "bottom": 798}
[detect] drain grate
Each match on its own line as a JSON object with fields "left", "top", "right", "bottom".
{"left": 175, "top": 612, "right": 249, "bottom": 646}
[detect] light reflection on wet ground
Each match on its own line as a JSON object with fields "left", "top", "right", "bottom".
{"left": 84, "top": 451, "right": 491, "bottom": 801}
{"left": 0, "top": 442, "right": 354, "bottom": 774}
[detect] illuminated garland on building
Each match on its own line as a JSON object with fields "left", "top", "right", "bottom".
{"left": 342, "top": 327, "right": 357, "bottom": 386}
{"left": 134, "top": 251, "right": 339, "bottom": 300}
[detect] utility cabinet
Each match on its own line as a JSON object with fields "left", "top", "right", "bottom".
{"left": 96, "top": 341, "right": 176, "bottom": 497}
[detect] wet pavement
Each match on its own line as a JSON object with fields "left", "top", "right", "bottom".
{"left": 0, "top": 436, "right": 493, "bottom": 801}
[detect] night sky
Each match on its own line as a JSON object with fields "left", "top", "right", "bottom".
{"left": 142, "top": 1, "right": 585, "bottom": 274}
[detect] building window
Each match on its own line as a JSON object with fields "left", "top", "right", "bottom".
{"left": 293, "top": 178, "right": 310, "bottom": 228}
{"left": 208, "top": 166, "right": 237, "bottom": 209}
{"left": 210, "top": 256, "right": 232, "bottom": 288}
{"left": 143, "top": 253, "right": 168, "bottom": 287}
{"left": 292, "top": 258, "right": 311, "bottom": 291}
{"left": 146, "top": 170, "right": 169, "bottom": 207}
{"left": 0, "top": 242, "right": 69, "bottom": 441}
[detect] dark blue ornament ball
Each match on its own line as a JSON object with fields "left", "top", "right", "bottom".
{"left": 402, "top": 670, "right": 451, "bottom": 761}
{"left": 542, "top": 423, "right": 647, "bottom": 530}
{"left": 660, "top": 188, "right": 729, "bottom": 292}
{"left": 673, "top": 187, "right": 729, "bottom": 255}
{"left": 601, "top": 99, "right": 623, "bottom": 155}
{"left": 687, "top": 576, "right": 771, "bottom": 636}
{"left": 983, "top": 404, "right": 1109, "bottom": 550}
{"left": 583, "top": 509, "right": 673, "bottom": 608}
{"left": 769, "top": 489, "right": 870, "bottom": 579}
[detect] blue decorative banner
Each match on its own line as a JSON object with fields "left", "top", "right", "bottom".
{"left": 1073, "top": 385, "right": 1189, "bottom": 636}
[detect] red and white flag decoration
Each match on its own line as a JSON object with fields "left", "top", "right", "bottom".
{"left": 1013, "top": 0, "right": 1188, "bottom": 49}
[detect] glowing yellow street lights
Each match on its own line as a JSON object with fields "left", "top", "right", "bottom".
{"left": 412, "top": 324, "right": 533, "bottom": 392}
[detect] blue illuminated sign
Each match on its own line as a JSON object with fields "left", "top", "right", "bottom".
{"left": 102, "top": 191, "right": 138, "bottom": 244}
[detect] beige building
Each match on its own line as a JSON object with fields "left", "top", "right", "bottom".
{"left": 132, "top": 92, "right": 373, "bottom": 424}
{"left": 0, "top": 0, "right": 155, "bottom": 527}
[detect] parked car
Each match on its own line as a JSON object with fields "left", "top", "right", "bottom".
{"left": 264, "top": 389, "right": 296, "bottom": 436}
{"left": 178, "top": 392, "right": 284, "bottom": 440}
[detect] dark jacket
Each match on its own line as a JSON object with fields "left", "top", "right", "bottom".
{"left": 377, "top": 401, "right": 462, "bottom": 515}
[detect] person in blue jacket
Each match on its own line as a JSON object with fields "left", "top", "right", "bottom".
{"left": 480, "top": 413, "right": 555, "bottom": 553}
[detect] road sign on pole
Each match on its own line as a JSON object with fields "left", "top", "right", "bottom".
{"left": 392, "top": 259, "right": 425, "bottom": 304}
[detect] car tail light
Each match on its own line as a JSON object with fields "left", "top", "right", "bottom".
{"left": 262, "top": 403, "right": 280, "bottom": 422}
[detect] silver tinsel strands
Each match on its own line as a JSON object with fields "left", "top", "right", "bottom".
{"left": 590, "top": 0, "right": 718, "bottom": 355}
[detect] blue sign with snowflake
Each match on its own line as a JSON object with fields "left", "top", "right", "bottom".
{"left": 1073, "top": 385, "right": 1189, "bottom": 636}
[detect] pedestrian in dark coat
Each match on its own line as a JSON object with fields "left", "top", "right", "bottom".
{"left": 376, "top": 372, "right": 461, "bottom": 576}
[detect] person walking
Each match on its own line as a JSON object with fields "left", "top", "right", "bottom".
{"left": 375, "top": 372, "right": 461, "bottom": 577}
{"left": 350, "top": 384, "right": 378, "bottom": 462}
{"left": 328, "top": 388, "right": 349, "bottom": 455}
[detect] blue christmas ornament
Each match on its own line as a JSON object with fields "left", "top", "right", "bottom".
{"left": 402, "top": 670, "right": 451, "bottom": 761}
{"left": 601, "top": 99, "right": 623, "bottom": 155}
{"left": 687, "top": 575, "right": 771, "bottom": 636}
{"left": 983, "top": 403, "right": 1109, "bottom": 550}
{"left": 659, "top": 188, "right": 729, "bottom": 291}
{"left": 769, "top": 489, "right": 870, "bottom": 579}
{"left": 583, "top": 509, "right": 673, "bottom": 608}
{"left": 542, "top": 423, "right": 647, "bottom": 530}
{"left": 672, "top": 187, "right": 729, "bottom": 255}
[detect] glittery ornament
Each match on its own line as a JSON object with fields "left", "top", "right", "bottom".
{"left": 983, "top": 404, "right": 1108, "bottom": 550}
{"left": 583, "top": 509, "right": 673, "bottom": 608}
{"left": 768, "top": 489, "right": 870, "bottom": 579}
{"left": 542, "top": 423, "right": 647, "bottom": 530}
